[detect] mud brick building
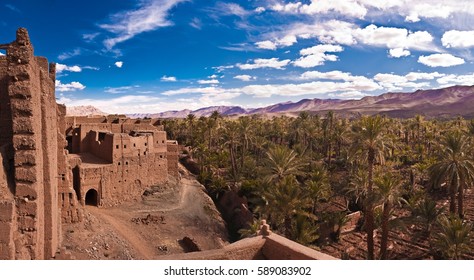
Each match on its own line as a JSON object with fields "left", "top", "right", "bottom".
{"left": 64, "top": 115, "right": 179, "bottom": 208}
{"left": 0, "top": 28, "right": 178, "bottom": 259}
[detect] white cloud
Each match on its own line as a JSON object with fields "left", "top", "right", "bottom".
{"left": 0, "top": 51, "right": 5, "bottom": 56}
{"left": 354, "top": 24, "right": 434, "bottom": 52}
{"left": 55, "top": 80, "right": 86, "bottom": 92}
{"left": 82, "top": 66, "right": 100, "bottom": 71}
{"left": 255, "top": 36, "right": 298, "bottom": 50}
{"left": 161, "top": 75, "right": 177, "bottom": 82}
{"left": 82, "top": 32, "right": 100, "bottom": 42}
{"left": 271, "top": 0, "right": 368, "bottom": 19}
{"left": 197, "top": 79, "right": 219, "bottom": 84}
{"left": 255, "top": 20, "right": 436, "bottom": 53}
{"left": 442, "top": 30, "right": 474, "bottom": 48}
{"left": 389, "top": 48, "right": 410, "bottom": 58}
{"left": 241, "top": 80, "right": 380, "bottom": 98}
{"left": 373, "top": 72, "right": 445, "bottom": 91}
{"left": 277, "top": 35, "right": 298, "bottom": 47}
{"left": 293, "top": 44, "right": 343, "bottom": 68}
{"left": 189, "top": 17, "right": 202, "bottom": 29}
{"left": 255, "top": 40, "right": 277, "bottom": 50}
{"left": 405, "top": 72, "right": 444, "bottom": 81}
{"left": 162, "top": 86, "right": 238, "bottom": 96}
{"left": 255, "top": 7, "right": 266, "bottom": 14}
{"left": 56, "top": 63, "right": 82, "bottom": 73}
{"left": 115, "top": 61, "right": 123, "bottom": 68}
{"left": 418, "top": 54, "right": 465, "bottom": 67}
{"left": 213, "top": 65, "right": 234, "bottom": 72}
{"left": 99, "top": 0, "right": 188, "bottom": 50}
{"left": 234, "top": 75, "right": 256, "bottom": 81}
{"left": 374, "top": 73, "right": 411, "bottom": 90}
{"left": 211, "top": 2, "right": 251, "bottom": 18}
{"left": 104, "top": 86, "right": 139, "bottom": 94}
{"left": 237, "top": 58, "right": 291, "bottom": 70}
{"left": 58, "top": 48, "right": 82, "bottom": 61}
{"left": 270, "top": 1, "right": 474, "bottom": 24}
{"left": 437, "top": 73, "right": 474, "bottom": 85}
{"left": 328, "top": 91, "right": 370, "bottom": 99}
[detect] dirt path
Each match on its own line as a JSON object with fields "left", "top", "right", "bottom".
{"left": 86, "top": 206, "right": 156, "bottom": 259}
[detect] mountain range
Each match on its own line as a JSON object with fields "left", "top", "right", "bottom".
{"left": 67, "top": 85, "right": 474, "bottom": 119}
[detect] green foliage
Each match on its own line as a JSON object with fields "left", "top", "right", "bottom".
{"left": 433, "top": 215, "right": 472, "bottom": 260}
{"left": 163, "top": 111, "right": 474, "bottom": 258}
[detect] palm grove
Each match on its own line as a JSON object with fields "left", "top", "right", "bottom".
{"left": 162, "top": 112, "right": 474, "bottom": 260}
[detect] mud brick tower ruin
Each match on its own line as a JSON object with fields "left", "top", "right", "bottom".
{"left": 0, "top": 28, "right": 179, "bottom": 259}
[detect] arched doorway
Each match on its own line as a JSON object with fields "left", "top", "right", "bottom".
{"left": 85, "top": 189, "right": 99, "bottom": 206}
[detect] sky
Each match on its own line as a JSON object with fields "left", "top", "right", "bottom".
{"left": 1, "top": 0, "right": 474, "bottom": 114}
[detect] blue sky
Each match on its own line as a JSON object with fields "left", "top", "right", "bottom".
{"left": 1, "top": 0, "right": 474, "bottom": 114}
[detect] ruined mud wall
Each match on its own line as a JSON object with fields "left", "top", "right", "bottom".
{"left": 0, "top": 145, "right": 15, "bottom": 259}
{"left": 57, "top": 105, "right": 82, "bottom": 223}
{"left": 0, "top": 28, "right": 60, "bottom": 259}
{"left": 167, "top": 141, "right": 179, "bottom": 177}
{"left": 77, "top": 150, "right": 168, "bottom": 207}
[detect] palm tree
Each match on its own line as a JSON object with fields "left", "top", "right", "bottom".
{"left": 261, "top": 175, "right": 313, "bottom": 237}
{"left": 374, "top": 172, "right": 403, "bottom": 259}
{"left": 410, "top": 198, "right": 445, "bottom": 242}
{"left": 222, "top": 121, "right": 240, "bottom": 183}
{"left": 291, "top": 215, "right": 319, "bottom": 245}
{"left": 238, "top": 116, "right": 254, "bottom": 169}
{"left": 351, "top": 115, "right": 386, "bottom": 260}
{"left": 428, "top": 131, "right": 474, "bottom": 217}
{"left": 433, "top": 215, "right": 472, "bottom": 260}
{"left": 186, "top": 113, "right": 196, "bottom": 146}
{"left": 263, "top": 145, "right": 306, "bottom": 183}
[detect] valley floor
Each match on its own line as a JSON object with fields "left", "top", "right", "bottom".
{"left": 60, "top": 164, "right": 229, "bottom": 260}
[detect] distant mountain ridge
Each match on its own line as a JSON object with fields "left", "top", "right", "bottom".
{"left": 66, "top": 105, "right": 108, "bottom": 116}
{"left": 67, "top": 85, "right": 474, "bottom": 118}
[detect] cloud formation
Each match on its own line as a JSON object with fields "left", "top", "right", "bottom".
{"left": 100, "top": 0, "right": 188, "bottom": 50}
{"left": 234, "top": 75, "right": 256, "bottom": 81}
{"left": 161, "top": 75, "right": 177, "bottom": 82}
{"left": 418, "top": 54, "right": 465, "bottom": 67}
{"left": 55, "top": 80, "right": 86, "bottom": 92}
{"left": 442, "top": 30, "right": 474, "bottom": 48}
{"left": 293, "top": 44, "right": 343, "bottom": 68}
{"left": 115, "top": 61, "right": 123, "bottom": 68}
{"left": 56, "top": 63, "right": 82, "bottom": 73}
{"left": 237, "top": 58, "right": 291, "bottom": 70}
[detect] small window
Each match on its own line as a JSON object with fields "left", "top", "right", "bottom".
{"left": 116, "top": 145, "right": 119, "bottom": 149}
{"left": 162, "top": 140, "right": 165, "bottom": 143}
{"left": 98, "top": 132, "right": 106, "bottom": 141}
{"left": 133, "top": 143, "right": 136, "bottom": 147}
{"left": 124, "top": 145, "right": 127, "bottom": 149}
{"left": 125, "top": 161, "right": 128, "bottom": 165}
{"left": 145, "top": 143, "right": 147, "bottom": 146}
{"left": 118, "top": 162, "right": 121, "bottom": 166}
{"left": 144, "top": 151, "right": 147, "bottom": 155}
{"left": 160, "top": 155, "right": 163, "bottom": 159}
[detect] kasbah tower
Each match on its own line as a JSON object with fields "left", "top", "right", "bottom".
{"left": 0, "top": 28, "right": 179, "bottom": 259}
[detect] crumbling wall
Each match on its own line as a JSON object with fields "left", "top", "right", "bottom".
{"left": 0, "top": 145, "right": 15, "bottom": 259}
{"left": 57, "top": 104, "right": 82, "bottom": 223}
{"left": 167, "top": 141, "right": 179, "bottom": 177}
{"left": 0, "top": 28, "right": 60, "bottom": 259}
